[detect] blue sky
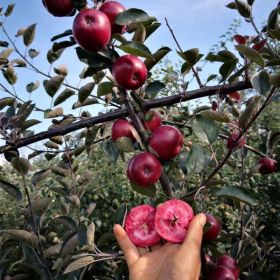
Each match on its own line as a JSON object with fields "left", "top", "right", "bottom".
{"left": 0, "top": 0, "right": 277, "bottom": 149}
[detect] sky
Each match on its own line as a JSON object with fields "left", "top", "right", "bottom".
{"left": 0, "top": 0, "right": 278, "bottom": 151}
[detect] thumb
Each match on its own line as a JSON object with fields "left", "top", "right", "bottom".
{"left": 181, "top": 213, "right": 206, "bottom": 253}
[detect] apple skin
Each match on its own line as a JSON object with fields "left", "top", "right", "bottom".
{"left": 149, "top": 125, "right": 184, "bottom": 160}
{"left": 73, "top": 9, "right": 111, "bottom": 52}
{"left": 228, "top": 91, "right": 241, "bottom": 102}
{"left": 127, "top": 152, "right": 161, "bottom": 187}
{"left": 99, "top": 1, "right": 126, "bottom": 34}
{"left": 142, "top": 110, "right": 162, "bottom": 132}
{"left": 258, "top": 157, "right": 277, "bottom": 174}
{"left": 217, "top": 255, "right": 240, "bottom": 279}
{"left": 206, "top": 266, "right": 236, "bottom": 280}
{"left": 203, "top": 214, "right": 221, "bottom": 242}
{"left": 42, "top": 0, "right": 75, "bottom": 17}
{"left": 227, "top": 132, "right": 245, "bottom": 150}
{"left": 112, "top": 55, "right": 148, "bottom": 90}
{"left": 111, "top": 118, "right": 135, "bottom": 141}
{"left": 233, "top": 34, "right": 246, "bottom": 45}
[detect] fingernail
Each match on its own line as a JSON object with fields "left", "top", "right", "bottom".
{"left": 198, "top": 213, "right": 206, "bottom": 226}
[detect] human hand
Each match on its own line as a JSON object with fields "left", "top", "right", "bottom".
{"left": 113, "top": 213, "right": 206, "bottom": 280}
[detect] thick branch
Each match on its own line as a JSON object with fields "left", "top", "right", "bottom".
{"left": 0, "top": 81, "right": 251, "bottom": 152}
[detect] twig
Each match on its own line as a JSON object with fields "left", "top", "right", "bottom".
{"left": 186, "top": 86, "right": 278, "bottom": 197}
{"left": 22, "top": 175, "right": 53, "bottom": 280}
{"left": 165, "top": 17, "right": 203, "bottom": 88}
{"left": 0, "top": 24, "right": 121, "bottom": 109}
{"left": 0, "top": 81, "right": 252, "bottom": 152}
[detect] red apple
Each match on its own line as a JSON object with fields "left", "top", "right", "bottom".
{"left": 252, "top": 39, "right": 267, "bottom": 52}
{"left": 112, "top": 55, "right": 147, "bottom": 90}
{"left": 149, "top": 125, "right": 183, "bottom": 160}
{"left": 217, "top": 255, "right": 240, "bottom": 279}
{"left": 155, "top": 199, "right": 194, "bottom": 243}
{"left": 207, "top": 266, "right": 236, "bottom": 280}
{"left": 42, "top": 0, "right": 75, "bottom": 17}
{"left": 111, "top": 118, "right": 135, "bottom": 141}
{"left": 227, "top": 132, "right": 245, "bottom": 150}
{"left": 127, "top": 152, "right": 161, "bottom": 187}
{"left": 142, "top": 110, "right": 162, "bottom": 132}
{"left": 99, "top": 1, "right": 126, "bottom": 34}
{"left": 204, "top": 214, "right": 221, "bottom": 242}
{"left": 124, "top": 204, "right": 161, "bottom": 247}
{"left": 73, "top": 9, "right": 111, "bottom": 52}
{"left": 258, "top": 157, "right": 277, "bottom": 174}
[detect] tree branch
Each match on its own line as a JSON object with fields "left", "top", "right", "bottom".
{"left": 0, "top": 81, "right": 251, "bottom": 152}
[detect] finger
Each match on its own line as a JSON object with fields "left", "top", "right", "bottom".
{"left": 138, "top": 247, "right": 149, "bottom": 256}
{"left": 113, "top": 224, "right": 140, "bottom": 266}
{"left": 150, "top": 243, "right": 162, "bottom": 252}
{"left": 181, "top": 213, "right": 206, "bottom": 254}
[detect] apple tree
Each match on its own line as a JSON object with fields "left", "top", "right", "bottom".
{"left": 0, "top": 0, "right": 280, "bottom": 279}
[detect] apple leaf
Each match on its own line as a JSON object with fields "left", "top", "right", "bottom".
{"left": 118, "top": 41, "right": 152, "bottom": 59}
{"left": 23, "top": 24, "right": 36, "bottom": 47}
{"left": 145, "top": 47, "right": 171, "bottom": 70}
{"left": 115, "top": 137, "right": 135, "bottom": 153}
{"left": 214, "top": 186, "right": 258, "bottom": 206}
{"left": 235, "top": 45, "right": 265, "bottom": 68}
{"left": 130, "top": 181, "right": 157, "bottom": 197}
{"left": 179, "top": 144, "right": 211, "bottom": 174}
{"left": 192, "top": 115, "right": 219, "bottom": 144}
{"left": 251, "top": 71, "right": 271, "bottom": 96}
{"left": 115, "top": 203, "right": 128, "bottom": 227}
{"left": 78, "top": 224, "right": 87, "bottom": 247}
{"left": 200, "top": 111, "right": 231, "bottom": 123}
{"left": 11, "top": 157, "right": 30, "bottom": 175}
{"left": 145, "top": 81, "right": 165, "bottom": 99}
{"left": 133, "top": 23, "right": 146, "bottom": 43}
{"left": 54, "top": 88, "right": 75, "bottom": 106}
{"left": 115, "top": 8, "right": 152, "bottom": 25}
{"left": 26, "top": 80, "right": 40, "bottom": 93}
{"left": 78, "top": 82, "right": 95, "bottom": 103}
{"left": 0, "top": 179, "right": 22, "bottom": 200}
{"left": 235, "top": 0, "right": 251, "bottom": 18}
{"left": 219, "top": 59, "right": 238, "bottom": 81}
{"left": 97, "top": 82, "right": 114, "bottom": 97}
{"left": 102, "top": 140, "right": 120, "bottom": 163}
{"left": 64, "top": 256, "right": 95, "bottom": 275}
{"left": 43, "top": 75, "right": 64, "bottom": 98}
{"left": 44, "top": 107, "right": 64, "bottom": 118}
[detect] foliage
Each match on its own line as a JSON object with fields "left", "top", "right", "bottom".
{"left": 0, "top": 0, "right": 280, "bottom": 279}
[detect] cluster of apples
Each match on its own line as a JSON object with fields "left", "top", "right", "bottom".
{"left": 112, "top": 110, "right": 184, "bottom": 187}
{"left": 42, "top": 0, "right": 148, "bottom": 90}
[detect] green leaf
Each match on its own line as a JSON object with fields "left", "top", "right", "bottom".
{"left": 145, "top": 81, "right": 165, "bottom": 99}
{"left": 0, "top": 48, "right": 13, "bottom": 59}
{"left": 219, "top": 59, "right": 238, "bottom": 81}
{"left": 78, "top": 224, "right": 87, "bottom": 247}
{"left": 115, "top": 203, "right": 127, "bottom": 227}
{"left": 4, "top": 229, "right": 39, "bottom": 248}
{"left": 97, "top": 82, "right": 114, "bottom": 96}
{"left": 2, "top": 66, "right": 17, "bottom": 85}
{"left": 235, "top": 45, "right": 265, "bottom": 67}
{"left": 145, "top": 22, "right": 161, "bottom": 39}
{"left": 115, "top": 9, "right": 152, "bottom": 25}
{"left": 0, "top": 97, "right": 15, "bottom": 110}
{"left": 4, "top": 4, "right": 15, "bottom": 17}
{"left": 21, "top": 119, "right": 41, "bottom": 130}
{"left": 235, "top": 0, "right": 251, "bottom": 18}
{"left": 61, "top": 232, "right": 78, "bottom": 259}
{"left": 51, "top": 29, "right": 72, "bottom": 41}
{"left": 0, "top": 41, "right": 9, "bottom": 47}
{"left": 270, "top": 74, "right": 280, "bottom": 87}
{"left": 179, "top": 144, "right": 211, "bottom": 174}
{"left": 214, "top": 186, "right": 257, "bottom": 206}
{"left": 47, "top": 48, "right": 64, "bottom": 64}
{"left": 118, "top": 41, "right": 152, "bottom": 59}
{"left": 54, "top": 88, "right": 75, "bottom": 106}
{"left": 130, "top": 181, "right": 156, "bottom": 197}
{"left": 133, "top": 24, "right": 146, "bottom": 43}
{"left": 177, "top": 48, "right": 202, "bottom": 66}
{"left": 11, "top": 157, "right": 30, "bottom": 175}
{"left": 78, "top": 82, "right": 95, "bottom": 103}
{"left": 32, "top": 169, "right": 51, "bottom": 186}
{"left": 0, "top": 179, "right": 22, "bottom": 200}
{"left": 64, "top": 256, "right": 95, "bottom": 275}
{"left": 28, "top": 49, "right": 40, "bottom": 59}
{"left": 72, "top": 98, "right": 99, "bottom": 109}
{"left": 115, "top": 137, "right": 135, "bottom": 153}
{"left": 23, "top": 24, "right": 36, "bottom": 47}
{"left": 145, "top": 47, "right": 171, "bottom": 71}
{"left": 44, "top": 107, "right": 64, "bottom": 118}
{"left": 56, "top": 216, "right": 77, "bottom": 230}
{"left": 226, "top": 2, "right": 237, "bottom": 9}
{"left": 200, "top": 111, "right": 231, "bottom": 123}
{"left": 238, "top": 96, "right": 261, "bottom": 130}
{"left": 26, "top": 80, "right": 40, "bottom": 93}
{"left": 43, "top": 75, "right": 65, "bottom": 97}
{"left": 102, "top": 140, "right": 120, "bottom": 163}
{"left": 251, "top": 71, "right": 271, "bottom": 96}
{"left": 192, "top": 115, "right": 219, "bottom": 144}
